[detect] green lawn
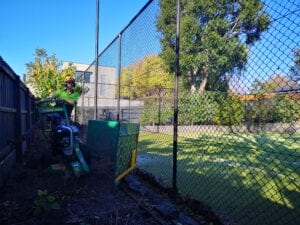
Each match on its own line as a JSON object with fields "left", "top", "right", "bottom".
{"left": 137, "top": 131, "right": 300, "bottom": 225}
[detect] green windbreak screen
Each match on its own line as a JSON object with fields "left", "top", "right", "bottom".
{"left": 115, "top": 123, "right": 139, "bottom": 178}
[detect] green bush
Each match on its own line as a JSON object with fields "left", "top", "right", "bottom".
{"left": 244, "top": 95, "right": 300, "bottom": 124}
{"left": 178, "top": 91, "right": 218, "bottom": 125}
{"left": 214, "top": 94, "right": 245, "bottom": 125}
{"left": 140, "top": 91, "right": 300, "bottom": 126}
{"left": 247, "top": 97, "right": 276, "bottom": 124}
{"left": 140, "top": 97, "right": 173, "bottom": 125}
{"left": 273, "top": 95, "right": 300, "bottom": 123}
{"left": 140, "top": 91, "right": 244, "bottom": 126}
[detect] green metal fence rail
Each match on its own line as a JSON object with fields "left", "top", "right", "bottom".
{"left": 76, "top": 0, "right": 300, "bottom": 224}
{"left": 0, "top": 56, "right": 35, "bottom": 187}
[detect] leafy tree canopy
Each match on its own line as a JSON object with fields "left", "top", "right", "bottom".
{"left": 157, "top": 0, "right": 270, "bottom": 92}
{"left": 120, "top": 55, "right": 174, "bottom": 98}
{"left": 26, "top": 48, "right": 76, "bottom": 98}
{"left": 291, "top": 48, "right": 300, "bottom": 81}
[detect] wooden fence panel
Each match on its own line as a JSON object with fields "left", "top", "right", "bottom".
{"left": 0, "top": 56, "right": 35, "bottom": 187}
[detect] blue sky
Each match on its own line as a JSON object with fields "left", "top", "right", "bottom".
{"left": 0, "top": 0, "right": 148, "bottom": 77}
{"left": 0, "top": 0, "right": 298, "bottom": 92}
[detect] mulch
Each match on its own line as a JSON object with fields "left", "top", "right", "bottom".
{"left": 0, "top": 130, "right": 161, "bottom": 225}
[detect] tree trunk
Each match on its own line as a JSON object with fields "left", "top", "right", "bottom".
{"left": 190, "top": 84, "right": 196, "bottom": 92}
{"left": 189, "top": 68, "right": 199, "bottom": 93}
{"left": 199, "top": 65, "right": 208, "bottom": 92}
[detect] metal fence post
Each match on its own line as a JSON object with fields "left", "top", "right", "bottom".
{"left": 157, "top": 93, "right": 161, "bottom": 133}
{"left": 81, "top": 72, "right": 86, "bottom": 124}
{"left": 117, "top": 33, "right": 122, "bottom": 121}
{"left": 129, "top": 84, "right": 131, "bottom": 122}
{"left": 14, "top": 76, "right": 22, "bottom": 163}
{"left": 173, "top": 0, "right": 181, "bottom": 195}
{"left": 94, "top": 0, "right": 100, "bottom": 120}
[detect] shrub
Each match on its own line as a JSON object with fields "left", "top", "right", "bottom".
{"left": 140, "top": 97, "right": 173, "bottom": 125}
{"left": 273, "top": 95, "right": 300, "bottom": 122}
{"left": 179, "top": 91, "right": 219, "bottom": 125}
{"left": 214, "top": 94, "right": 245, "bottom": 125}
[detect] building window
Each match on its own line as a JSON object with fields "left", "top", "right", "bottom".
{"left": 84, "top": 72, "right": 91, "bottom": 83}
{"left": 76, "top": 71, "right": 91, "bottom": 83}
{"left": 75, "top": 71, "right": 83, "bottom": 81}
{"left": 100, "top": 75, "right": 107, "bottom": 96}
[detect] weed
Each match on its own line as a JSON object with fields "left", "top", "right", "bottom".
{"left": 33, "top": 189, "right": 60, "bottom": 216}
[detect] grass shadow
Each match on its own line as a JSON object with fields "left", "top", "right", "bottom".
{"left": 137, "top": 131, "right": 300, "bottom": 225}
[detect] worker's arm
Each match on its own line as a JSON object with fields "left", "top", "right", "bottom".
{"left": 65, "top": 99, "right": 76, "bottom": 105}
{"left": 64, "top": 92, "right": 79, "bottom": 106}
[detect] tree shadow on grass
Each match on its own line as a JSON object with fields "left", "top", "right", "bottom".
{"left": 138, "top": 131, "right": 300, "bottom": 225}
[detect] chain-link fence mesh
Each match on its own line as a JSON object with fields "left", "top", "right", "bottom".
{"left": 76, "top": 0, "right": 300, "bottom": 224}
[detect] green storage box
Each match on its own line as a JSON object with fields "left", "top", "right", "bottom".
{"left": 87, "top": 120, "right": 139, "bottom": 185}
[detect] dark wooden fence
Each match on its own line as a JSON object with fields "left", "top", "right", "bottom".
{"left": 0, "top": 56, "right": 35, "bottom": 187}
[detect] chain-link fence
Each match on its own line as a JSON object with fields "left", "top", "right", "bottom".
{"left": 76, "top": 0, "right": 300, "bottom": 224}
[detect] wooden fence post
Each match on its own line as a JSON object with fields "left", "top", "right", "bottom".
{"left": 14, "top": 76, "right": 22, "bottom": 163}
{"left": 25, "top": 87, "right": 31, "bottom": 148}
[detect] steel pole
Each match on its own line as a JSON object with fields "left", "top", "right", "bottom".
{"left": 173, "top": 0, "right": 180, "bottom": 195}
{"left": 94, "top": 0, "right": 100, "bottom": 120}
{"left": 117, "top": 33, "right": 122, "bottom": 121}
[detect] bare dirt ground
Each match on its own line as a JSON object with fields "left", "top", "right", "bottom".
{"left": 0, "top": 130, "right": 214, "bottom": 225}
{"left": 0, "top": 160, "right": 160, "bottom": 224}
